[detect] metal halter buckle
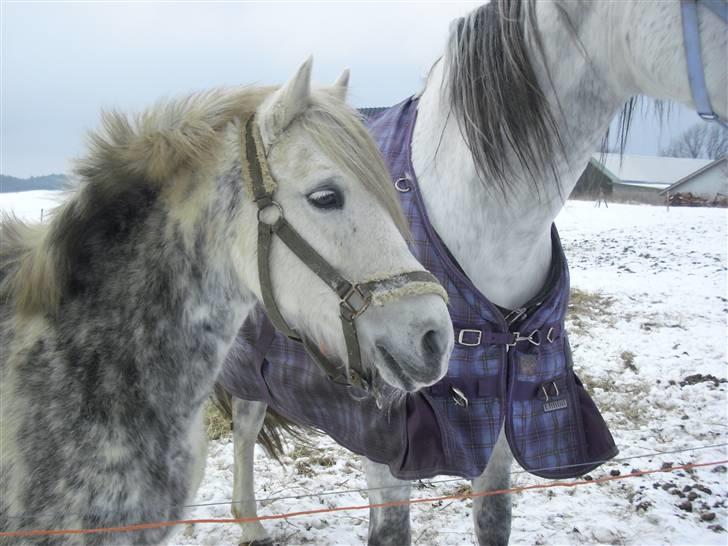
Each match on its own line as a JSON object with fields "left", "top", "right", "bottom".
{"left": 699, "top": 112, "right": 719, "bottom": 121}
{"left": 348, "top": 370, "right": 369, "bottom": 392}
{"left": 506, "top": 330, "right": 541, "bottom": 350}
{"left": 457, "top": 329, "right": 482, "bottom": 347}
{"left": 340, "top": 284, "right": 371, "bottom": 320}
{"left": 541, "top": 381, "right": 560, "bottom": 402}
{"left": 450, "top": 386, "right": 469, "bottom": 408}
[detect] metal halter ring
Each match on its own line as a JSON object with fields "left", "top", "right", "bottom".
{"left": 340, "top": 284, "right": 372, "bottom": 321}
{"left": 394, "top": 177, "right": 411, "bottom": 193}
{"left": 257, "top": 201, "right": 284, "bottom": 226}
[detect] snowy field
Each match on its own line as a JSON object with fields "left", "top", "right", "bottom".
{"left": 0, "top": 190, "right": 64, "bottom": 222}
{"left": 1, "top": 193, "right": 726, "bottom": 545}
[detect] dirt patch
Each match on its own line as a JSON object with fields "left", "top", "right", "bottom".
{"left": 679, "top": 374, "right": 727, "bottom": 388}
{"left": 620, "top": 350, "right": 637, "bottom": 372}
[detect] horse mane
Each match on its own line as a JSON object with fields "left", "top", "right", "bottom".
{"left": 444, "top": 0, "right": 639, "bottom": 198}
{"left": 0, "top": 85, "right": 405, "bottom": 317}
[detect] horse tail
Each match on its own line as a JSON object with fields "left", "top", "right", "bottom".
{"left": 211, "top": 381, "right": 235, "bottom": 420}
{"left": 259, "top": 407, "right": 317, "bottom": 462}
{"left": 211, "top": 382, "right": 317, "bottom": 462}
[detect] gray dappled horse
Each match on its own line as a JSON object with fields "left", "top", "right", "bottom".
{"left": 0, "top": 59, "right": 453, "bottom": 545}
{"left": 221, "top": 0, "right": 727, "bottom": 545}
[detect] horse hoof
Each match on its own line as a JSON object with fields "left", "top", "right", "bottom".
{"left": 240, "top": 539, "right": 275, "bottom": 546}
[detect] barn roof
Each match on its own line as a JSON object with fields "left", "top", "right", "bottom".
{"left": 592, "top": 153, "right": 713, "bottom": 190}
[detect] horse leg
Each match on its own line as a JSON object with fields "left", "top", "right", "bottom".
{"left": 362, "top": 457, "right": 412, "bottom": 546}
{"left": 190, "top": 405, "right": 208, "bottom": 497}
{"left": 472, "top": 428, "right": 513, "bottom": 546}
{"left": 178, "top": 406, "right": 208, "bottom": 539}
{"left": 231, "top": 397, "right": 272, "bottom": 546}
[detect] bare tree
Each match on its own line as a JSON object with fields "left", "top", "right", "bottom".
{"left": 661, "top": 123, "right": 728, "bottom": 159}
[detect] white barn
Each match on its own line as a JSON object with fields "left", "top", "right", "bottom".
{"left": 659, "top": 156, "right": 728, "bottom": 200}
{"left": 578, "top": 153, "right": 715, "bottom": 204}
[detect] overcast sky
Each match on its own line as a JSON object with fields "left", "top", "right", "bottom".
{"left": 1, "top": 1, "right": 698, "bottom": 178}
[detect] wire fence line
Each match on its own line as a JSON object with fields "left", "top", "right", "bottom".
{"left": 3, "top": 440, "right": 726, "bottom": 523}
{"left": 1, "top": 458, "right": 726, "bottom": 539}
{"left": 187, "top": 440, "right": 728, "bottom": 510}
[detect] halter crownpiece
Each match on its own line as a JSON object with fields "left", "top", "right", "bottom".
{"left": 239, "top": 114, "right": 447, "bottom": 390}
{"left": 681, "top": 0, "right": 728, "bottom": 129}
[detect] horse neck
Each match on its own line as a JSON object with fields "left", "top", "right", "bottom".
{"left": 62, "top": 177, "right": 255, "bottom": 417}
{"left": 411, "top": 10, "right": 631, "bottom": 310}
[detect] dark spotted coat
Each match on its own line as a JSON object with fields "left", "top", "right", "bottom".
{"left": 0, "top": 170, "right": 250, "bottom": 545}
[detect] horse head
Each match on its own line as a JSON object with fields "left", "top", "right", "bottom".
{"left": 240, "top": 59, "right": 454, "bottom": 394}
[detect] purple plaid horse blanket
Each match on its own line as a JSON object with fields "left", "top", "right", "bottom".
{"left": 219, "top": 97, "right": 617, "bottom": 480}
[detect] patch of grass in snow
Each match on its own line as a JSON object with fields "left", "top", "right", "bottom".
{"left": 289, "top": 444, "right": 337, "bottom": 468}
{"left": 567, "top": 288, "right": 615, "bottom": 335}
{"left": 204, "top": 400, "right": 232, "bottom": 440}
{"left": 447, "top": 483, "right": 472, "bottom": 497}
{"left": 576, "top": 370, "right": 652, "bottom": 427}
{"left": 295, "top": 460, "right": 315, "bottom": 477}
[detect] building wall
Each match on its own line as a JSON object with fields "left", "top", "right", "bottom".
{"left": 570, "top": 162, "right": 613, "bottom": 199}
{"left": 669, "top": 161, "right": 728, "bottom": 199}
{"left": 612, "top": 184, "right": 664, "bottom": 205}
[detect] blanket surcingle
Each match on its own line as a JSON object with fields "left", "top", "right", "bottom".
{"left": 218, "top": 97, "right": 618, "bottom": 480}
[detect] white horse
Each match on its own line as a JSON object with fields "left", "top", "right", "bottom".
{"left": 0, "top": 59, "right": 453, "bottom": 545}
{"left": 224, "top": 1, "right": 727, "bottom": 544}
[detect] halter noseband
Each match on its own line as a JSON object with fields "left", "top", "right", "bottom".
{"left": 681, "top": 0, "right": 728, "bottom": 129}
{"left": 240, "top": 115, "right": 447, "bottom": 391}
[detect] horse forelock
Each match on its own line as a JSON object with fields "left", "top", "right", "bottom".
{"left": 301, "top": 92, "right": 410, "bottom": 238}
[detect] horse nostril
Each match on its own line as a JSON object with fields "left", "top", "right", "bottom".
{"left": 422, "top": 329, "right": 444, "bottom": 358}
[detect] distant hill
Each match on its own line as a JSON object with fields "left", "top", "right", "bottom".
{"left": 0, "top": 174, "right": 68, "bottom": 193}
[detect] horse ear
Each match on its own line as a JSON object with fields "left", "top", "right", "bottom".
{"left": 330, "top": 69, "right": 350, "bottom": 101}
{"left": 258, "top": 57, "right": 313, "bottom": 146}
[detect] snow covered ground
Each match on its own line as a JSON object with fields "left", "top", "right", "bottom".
{"left": 0, "top": 190, "right": 64, "bottom": 222}
{"left": 1, "top": 194, "right": 725, "bottom": 545}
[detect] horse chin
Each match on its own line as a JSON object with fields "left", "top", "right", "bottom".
{"left": 373, "top": 344, "right": 439, "bottom": 394}
{"left": 368, "top": 371, "right": 409, "bottom": 413}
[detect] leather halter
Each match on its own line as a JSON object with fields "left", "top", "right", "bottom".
{"left": 239, "top": 115, "right": 447, "bottom": 391}
{"left": 681, "top": 0, "right": 728, "bottom": 128}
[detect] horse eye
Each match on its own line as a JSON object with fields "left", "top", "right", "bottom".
{"left": 307, "top": 188, "right": 343, "bottom": 210}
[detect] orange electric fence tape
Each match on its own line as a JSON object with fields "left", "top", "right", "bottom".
{"left": 1, "top": 459, "right": 726, "bottom": 539}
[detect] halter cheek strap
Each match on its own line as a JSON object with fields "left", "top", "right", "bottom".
{"left": 239, "top": 115, "right": 447, "bottom": 390}
{"left": 680, "top": 0, "right": 728, "bottom": 128}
